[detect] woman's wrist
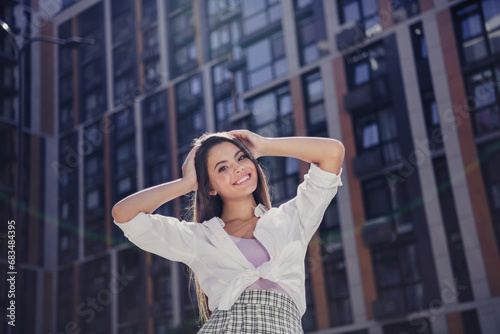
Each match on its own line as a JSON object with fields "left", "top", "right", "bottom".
{"left": 256, "top": 136, "right": 271, "bottom": 158}
{"left": 180, "top": 177, "right": 198, "bottom": 193}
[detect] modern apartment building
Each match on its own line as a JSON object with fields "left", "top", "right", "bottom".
{"left": 1, "top": 0, "right": 499, "bottom": 333}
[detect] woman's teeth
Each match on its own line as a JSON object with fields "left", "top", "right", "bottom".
{"left": 235, "top": 175, "right": 250, "bottom": 184}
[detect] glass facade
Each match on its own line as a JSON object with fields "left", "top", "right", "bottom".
{"left": 43, "top": 0, "right": 498, "bottom": 333}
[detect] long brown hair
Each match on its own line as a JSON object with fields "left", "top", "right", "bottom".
{"left": 187, "top": 132, "right": 271, "bottom": 323}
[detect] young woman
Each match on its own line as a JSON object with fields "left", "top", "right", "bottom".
{"left": 112, "top": 130, "right": 344, "bottom": 333}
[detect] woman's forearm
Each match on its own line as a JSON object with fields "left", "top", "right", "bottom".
{"left": 261, "top": 137, "right": 344, "bottom": 174}
{"left": 112, "top": 178, "right": 195, "bottom": 224}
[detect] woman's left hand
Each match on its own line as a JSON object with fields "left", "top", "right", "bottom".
{"left": 228, "top": 130, "right": 268, "bottom": 159}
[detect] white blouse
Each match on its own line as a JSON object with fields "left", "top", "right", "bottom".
{"left": 113, "top": 163, "right": 343, "bottom": 315}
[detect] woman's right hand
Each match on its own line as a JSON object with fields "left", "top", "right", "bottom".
{"left": 181, "top": 146, "right": 199, "bottom": 192}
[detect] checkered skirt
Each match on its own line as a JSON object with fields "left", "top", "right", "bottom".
{"left": 198, "top": 290, "right": 304, "bottom": 333}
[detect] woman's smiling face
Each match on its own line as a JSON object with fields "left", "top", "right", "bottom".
{"left": 206, "top": 141, "right": 258, "bottom": 201}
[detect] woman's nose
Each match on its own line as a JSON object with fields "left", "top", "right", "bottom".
{"left": 235, "top": 164, "right": 243, "bottom": 174}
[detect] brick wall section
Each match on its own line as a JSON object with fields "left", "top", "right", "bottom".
{"left": 446, "top": 312, "right": 465, "bottom": 334}
{"left": 437, "top": 9, "right": 500, "bottom": 296}
{"left": 291, "top": 76, "right": 331, "bottom": 329}
{"left": 419, "top": 0, "right": 434, "bottom": 12}
{"left": 135, "top": 0, "right": 145, "bottom": 87}
{"left": 333, "top": 57, "right": 377, "bottom": 319}
{"left": 378, "top": 0, "right": 394, "bottom": 29}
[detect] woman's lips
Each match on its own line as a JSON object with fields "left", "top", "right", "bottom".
{"left": 233, "top": 173, "right": 251, "bottom": 185}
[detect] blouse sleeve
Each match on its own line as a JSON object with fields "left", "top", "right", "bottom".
{"left": 113, "top": 212, "right": 196, "bottom": 265}
{"left": 277, "top": 163, "right": 343, "bottom": 244}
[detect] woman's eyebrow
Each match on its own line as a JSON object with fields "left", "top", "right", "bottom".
{"left": 213, "top": 149, "right": 243, "bottom": 171}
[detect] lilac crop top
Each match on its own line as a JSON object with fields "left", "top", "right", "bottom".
{"left": 229, "top": 235, "right": 291, "bottom": 297}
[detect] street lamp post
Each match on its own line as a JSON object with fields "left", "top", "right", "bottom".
{"left": 0, "top": 18, "right": 94, "bottom": 225}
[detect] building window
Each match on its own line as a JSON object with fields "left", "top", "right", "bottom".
{"left": 86, "top": 188, "right": 100, "bottom": 210}
{"left": 207, "top": 0, "right": 241, "bottom": 26}
{"left": 112, "top": 11, "right": 134, "bottom": 43}
{"left": 173, "top": 41, "right": 198, "bottom": 75}
{"left": 143, "top": 27, "right": 159, "bottom": 55}
{"left": 176, "top": 75, "right": 205, "bottom": 148}
{"left": 117, "top": 249, "right": 144, "bottom": 326}
{"left": 145, "top": 59, "right": 161, "bottom": 85}
{"left": 79, "top": 29, "right": 101, "bottom": 63}
{"left": 143, "top": 91, "right": 166, "bottom": 116}
{"left": 391, "top": 0, "right": 420, "bottom": 23}
{"left": 383, "top": 319, "right": 432, "bottom": 334}
{"left": 59, "top": 74, "right": 73, "bottom": 102}
{"left": 245, "top": 31, "right": 287, "bottom": 90}
{"left": 209, "top": 21, "right": 242, "bottom": 59}
{"left": 114, "top": 73, "right": 135, "bottom": 105}
{"left": 213, "top": 61, "right": 234, "bottom": 130}
{"left": 346, "top": 43, "right": 387, "bottom": 96}
{"left": 374, "top": 243, "right": 425, "bottom": 312}
{"left": 59, "top": 104, "right": 74, "bottom": 132}
{"left": 319, "top": 201, "right": 342, "bottom": 250}
{"left": 151, "top": 256, "right": 173, "bottom": 326}
{"left": 242, "top": 0, "right": 281, "bottom": 35}
{"left": 303, "top": 70, "right": 327, "bottom": 135}
{"left": 171, "top": 9, "right": 194, "bottom": 45}
{"left": 167, "top": 0, "right": 187, "bottom": 12}
{"left": 113, "top": 41, "right": 135, "bottom": 105}
{"left": 297, "top": 15, "right": 321, "bottom": 65}
{"left": 478, "top": 140, "right": 500, "bottom": 256}
{"left": 58, "top": 133, "right": 78, "bottom": 190}
{"left": 354, "top": 108, "right": 400, "bottom": 165}
{"left": 322, "top": 252, "right": 352, "bottom": 326}
{"left": 433, "top": 157, "right": 474, "bottom": 302}
{"left": 113, "top": 42, "right": 134, "bottom": 75}
{"left": 246, "top": 86, "right": 297, "bottom": 203}
{"left": 84, "top": 186, "right": 106, "bottom": 254}
{"left": 58, "top": 200, "right": 78, "bottom": 264}
{"left": 181, "top": 264, "right": 199, "bottom": 321}
{"left": 454, "top": 0, "right": 500, "bottom": 64}
{"left": 83, "top": 89, "right": 105, "bottom": 121}
{"left": 338, "top": 0, "right": 382, "bottom": 38}
{"left": 462, "top": 309, "right": 483, "bottom": 334}
{"left": 296, "top": 0, "right": 313, "bottom": 9}
{"left": 56, "top": 269, "right": 74, "bottom": 332}
{"left": 145, "top": 126, "right": 167, "bottom": 159}
{"left": 169, "top": 6, "right": 197, "bottom": 77}
{"left": 82, "top": 59, "right": 103, "bottom": 92}
{"left": 410, "top": 22, "right": 441, "bottom": 150}
{"left": 363, "top": 176, "right": 413, "bottom": 234}
{"left": 80, "top": 258, "right": 111, "bottom": 332}
{"left": 466, "top": 67, "right": 500, "bottom": 136}
{"left": 142, "top": 0, "right": 157, "bottom": 23}
{"left": 302, "top": 253, "right": 317, "bottom": 332}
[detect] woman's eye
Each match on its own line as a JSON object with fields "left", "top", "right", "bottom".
{"left": 218, "top": 166, "right": 227, "bottom": 173}
{"left": 238, "top": 155, "right": 246, "bottom": 161}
